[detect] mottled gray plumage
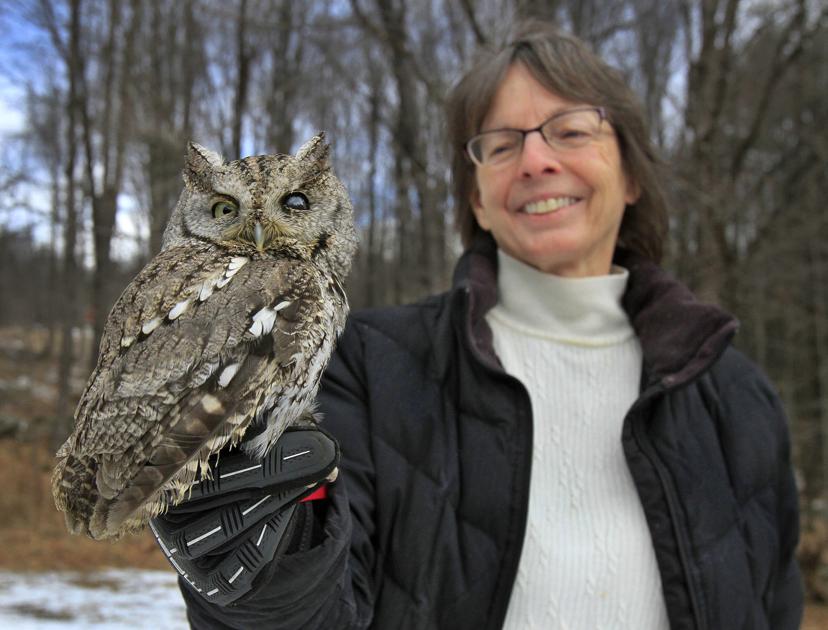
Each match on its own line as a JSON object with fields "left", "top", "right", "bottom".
{"left": 52, "top": 134, "right": 356, "bottom": 540}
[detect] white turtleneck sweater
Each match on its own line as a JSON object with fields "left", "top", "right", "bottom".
{"left": 489, "top": 250, "right": 670, "bottom": 630}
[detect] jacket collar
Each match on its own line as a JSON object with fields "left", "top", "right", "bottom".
{"left": 451, "top": 232, "right": 739, "bottom": 389}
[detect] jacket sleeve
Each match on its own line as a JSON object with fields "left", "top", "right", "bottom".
{"left": 764, "top": 387, "right": 804, "bottom": 630}
{"left": 713, "top": 354, "right": 804, "bottom": 629}
{"left": 179, "top": 320, "right": 377, "bottom": 629}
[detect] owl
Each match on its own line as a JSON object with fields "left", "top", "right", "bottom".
{"left": 51, "top": 133, "right": 357, "bottom": 540}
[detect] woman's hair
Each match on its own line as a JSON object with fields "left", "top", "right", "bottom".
{"left": 446, "top": 21, "right": 669, "bottom": 263}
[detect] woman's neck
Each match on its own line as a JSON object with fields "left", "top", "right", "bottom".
{"left": 491, "top": 249, "right": 633, "bottom": 345}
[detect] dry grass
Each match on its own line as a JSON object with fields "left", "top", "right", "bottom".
{"left": 0, "top": 327, "right": 167, "bottom": 572}
{"left": 803, "top": 604, "right": 828, "bottom": 629}
{"left": 0, "top": 439, "right": 168, "bottom": 572}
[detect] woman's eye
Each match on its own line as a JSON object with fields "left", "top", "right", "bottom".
{"left": 484, "top": 138, "right": 518, "bottom": 160}
{"left": 211, "top": 200, "right": 238, "bottom": 219}
{"left": 283, "top": 192, "right": 310, "bottom": 211}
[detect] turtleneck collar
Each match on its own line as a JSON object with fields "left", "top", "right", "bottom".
{"left": 448, "top": 231, "right": 738, "bottom": 387}
{"left": 488, "top": 249, "right": 634, "bottom": 346}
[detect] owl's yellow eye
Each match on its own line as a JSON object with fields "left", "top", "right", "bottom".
{"left": 212, "top": 200, "right": 238, "bottom": 219}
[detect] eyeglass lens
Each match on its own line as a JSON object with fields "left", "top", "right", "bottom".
{"left": 469, "top": 108, "right": 603, "bottom": 166}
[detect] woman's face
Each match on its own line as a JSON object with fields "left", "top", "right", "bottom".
{"left": 471, "top": 63, "right": 638, "bottom": 277}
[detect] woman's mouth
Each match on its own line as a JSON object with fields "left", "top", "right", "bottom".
{"left": 520, "top": 196, "right": 581, "bottom": 215}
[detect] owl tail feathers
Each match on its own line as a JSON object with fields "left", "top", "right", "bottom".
{"left": 51, "top": 452, "right": 100, "bottom": 537}
{"left": 95, "top": 389, "right": 259, "bottom": 539}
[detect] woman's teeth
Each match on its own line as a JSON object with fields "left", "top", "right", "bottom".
{"left": 521, "top": 197, "right": 579, "bottom": 214}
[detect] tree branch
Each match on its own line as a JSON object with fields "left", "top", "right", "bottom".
{"left": 730, "top": 0, "right": 807, "bottom": 178}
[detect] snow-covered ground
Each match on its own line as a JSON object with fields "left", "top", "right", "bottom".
{"left": 0, "top": 569, "right": 188, "bottom": 629}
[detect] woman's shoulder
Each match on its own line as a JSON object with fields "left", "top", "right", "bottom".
{"left": 699, "top": 346, "right": 792, "bottom": 481}
{"left": 705, "top": 346, "right": 783, "bottom": 412}
{"left": 347, "top": 291, "right": 453, "bottom": 339}
{"left": 337, "top": 290, "right": 457, "bottom": 363}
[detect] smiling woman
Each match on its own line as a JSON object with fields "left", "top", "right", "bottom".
{"left": 173, "top": 20, "right": 803, "bottom": 630}
{"left": 448, "top": 23, "right": 669, "bottom": 272}
{"left": 468, "top": 63, "right": 638, "bottom": 277}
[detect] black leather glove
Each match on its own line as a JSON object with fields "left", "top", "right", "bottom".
{"left": 150, "top": 426, "right": 339, "bottom": 606}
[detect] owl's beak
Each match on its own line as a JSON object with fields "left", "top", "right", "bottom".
{"left": 229, "top": 215, "right": 294, "bottom": 251}
{"left": 254, "top": 222, "right": 266, "bottom": 251}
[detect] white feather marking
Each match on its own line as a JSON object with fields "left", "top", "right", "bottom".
{"left": 216, "top": 275, "right": 233, "bottom": 289}
{"left": 218, "top": 363, "right": 240, "bottom": 387}
{"left": 248, "top": 320, "right": 264, "bottom": 337}
{"left": 121, "top": 335, "right": 134, "bottom": 348}
{"left": 201, "top": 394, "right": 224, "bottom": 414}
{"left": 227, "top": 256, "right": 248, "bottom": 271}
{"left": 249, "top": 307, "right": 278, "bottom": 336}
{"left": 274, "top": 300, "right": 292, "bottom": 312}
{"left": 141, "top": 317, "right": 162, "bottom": 335}
{"left": 199, "top": 280, "right": 215, "bottom": 301}
{"left": 168, "top": 299, "right": 191, "bottom": 320}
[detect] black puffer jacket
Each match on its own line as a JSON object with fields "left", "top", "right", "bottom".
{"left": 181, "top": 235, "right": 803, "bottom": 629}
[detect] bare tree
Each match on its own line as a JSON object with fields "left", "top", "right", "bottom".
{"left": 37, "top": 0, "right": 83, "bottom": 440}
{"left": 78, "top": 0, "right": 140, "bottom": 363}
{"left": 231, "top": 0, "right": 253, "bottom": 158}
{"left": 137, "top": 0, "right": 204, "bottom": 255}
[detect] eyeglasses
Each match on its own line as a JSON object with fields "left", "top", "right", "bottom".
{"left": 465, "top": 106, "right": 608, "bottom": 167}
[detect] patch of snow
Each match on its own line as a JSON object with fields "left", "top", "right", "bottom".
{"left": 0, "top": 375, "right": 32, "bottom": 391}
{"left": 0, "top": 569, "right": 188, "bottom": 629}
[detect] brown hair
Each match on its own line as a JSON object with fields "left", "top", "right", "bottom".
{"left": 446, "top": 21, "right": 669, "bottom": 263}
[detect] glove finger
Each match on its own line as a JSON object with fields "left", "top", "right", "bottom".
{"left": 152, "top": 483, "right": 308, "bottom": 559}
{"left": 151, "top": 502, "right": 299, "bottom": 606}
{"left": 168, "top": 427, "right": 338, "bottom": 513}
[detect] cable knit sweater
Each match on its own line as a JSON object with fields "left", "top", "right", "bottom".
{"left": 489, "top": 250, "right": 670, "bottom": 630}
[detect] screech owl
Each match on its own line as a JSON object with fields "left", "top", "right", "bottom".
{"left": 51, "top": 133, "right": 357, "bottom": 540}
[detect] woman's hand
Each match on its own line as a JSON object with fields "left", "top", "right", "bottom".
{"left": 150, "top": 426, "right": 339, "bottom": 606}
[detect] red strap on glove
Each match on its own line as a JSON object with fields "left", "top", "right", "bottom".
{"left": 300, "top": 484, "right": 328, "bottom": 502}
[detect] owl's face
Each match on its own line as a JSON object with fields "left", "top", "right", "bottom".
{"left": 162, "top": 134, "right": 357, "bottom": 279}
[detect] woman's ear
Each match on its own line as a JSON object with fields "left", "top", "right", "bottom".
{"left": 470, "top": 188, "right": 492, "bottom": 231}
{"left": 624, "top": 173, "right": 641, "bottom": 206}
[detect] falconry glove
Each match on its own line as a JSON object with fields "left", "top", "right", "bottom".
{"left": 150, "top": 426, "right": 338, "bottom": 606}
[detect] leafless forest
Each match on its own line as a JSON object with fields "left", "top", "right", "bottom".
{"left": 0, "top": 0, "right": 826, "bottom": 605}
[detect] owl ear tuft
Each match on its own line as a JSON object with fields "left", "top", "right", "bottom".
{"left": 183, "top": 142, "right": 223, "bottom": 189}
{"left": 295, "top": 132, "right": 331, "bottom": 172}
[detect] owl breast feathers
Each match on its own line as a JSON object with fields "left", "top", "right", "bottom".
{"left": 52, "top": 134, "right": 357, "bottom": 539}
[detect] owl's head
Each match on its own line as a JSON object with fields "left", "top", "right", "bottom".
{"left": 162, "top": 133, "right": 357, "bottom": 280}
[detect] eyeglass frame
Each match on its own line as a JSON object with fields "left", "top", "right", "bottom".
{"left": 464, "top": 106, "right": 609, "bottom": 167}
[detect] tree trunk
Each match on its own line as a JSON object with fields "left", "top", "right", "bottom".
{"left": 265, "top": 0, "right": 301, "bottom": 152}
{"left": 55, "top": 0, "right": 82, "bottom": 446}
{"left": 232, "top": 0, "right": 251, "bottom": 159}
{"left": 86, "top": 0, "right": 139, "bottom": 365}
{"left": 809, "top": 238, "right": 828, "bottom": 505}
{"left": 374, "top": 0, "right": 441, "bottom": 298}
{"left": 365, "top": 69, "right": 381, "bottom": 306}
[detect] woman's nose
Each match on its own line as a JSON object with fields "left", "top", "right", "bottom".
{"left": 518, "top": 130, "right": 561, "bottom": 178}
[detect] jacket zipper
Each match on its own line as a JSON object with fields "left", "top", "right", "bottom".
{"left": 629, "top": 386, "right": 708, "bottom": 630}
{"left": 475, "top": 356, "right": 533, "bottom": 630}
{"left": 462, "top": 284, "right": 709, "bottom": 628}
{"left": 458, "top": 287, "right": 534, "bottom": 630}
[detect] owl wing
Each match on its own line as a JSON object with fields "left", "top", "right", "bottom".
{"left": 59, "top": 243, "right": 326, "bottom": 534}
